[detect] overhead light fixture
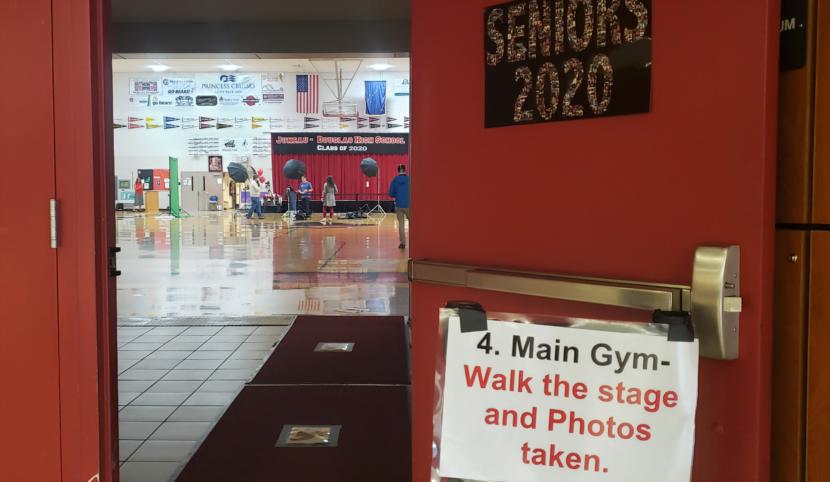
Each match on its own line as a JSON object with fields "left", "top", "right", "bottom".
{"left": 218, "top": 63, "right": 241, "bottom": 71}
{"left": 147, "top": 63, "right": 170, "bottom": 72}
{"left": 369, "top": 63, "right": 394, "bottom": 71}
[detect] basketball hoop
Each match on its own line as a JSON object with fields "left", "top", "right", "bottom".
{"left": 322, "top": 101, "right": 359, "bottom": 118}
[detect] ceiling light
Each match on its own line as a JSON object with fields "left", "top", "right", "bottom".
{"left": 147, "top": 64, "right": 170, "bottom": 72}
{"left": 369, "top": 63, "right": 394, "bottom": 71}
{"left": 218, "top": 63, "right": 241, "bottom": 71}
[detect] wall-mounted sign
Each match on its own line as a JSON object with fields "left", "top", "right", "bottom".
{"left": 435, "top": 310, "right": 697, "bottom": 481}
{"left": 197, "top": 74, "right": 260, "bottom": 97}
{"left": 272, "top": 133, "right": 409, "bottom": 155}
{"left": 161, "top": 77, "right": 195, "bottom": 96}
{"left": 780, "top": 0, "right": 807, "bottom": 71}
{"left": 129, "top": 79, "right": 159, "bottom": 95}
{"left": 262, "top": 73, "right": 286, "bottom": 104}
{"left": 484, "top": 0, "right": 652, "bottom": 127}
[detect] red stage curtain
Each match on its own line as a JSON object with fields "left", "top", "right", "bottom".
{"left": 271, "top": 153, "right": 409, "bottom": 201}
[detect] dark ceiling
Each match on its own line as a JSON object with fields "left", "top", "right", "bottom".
{"left": 112, "top": 0, "right": 409, "bottom": 23}
{"left": 111, "top": 0, "right": 410, "bottom": 54}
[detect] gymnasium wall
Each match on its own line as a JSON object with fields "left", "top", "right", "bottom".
{"left": 112, "top": 68, "right": 410, "bottom": 186}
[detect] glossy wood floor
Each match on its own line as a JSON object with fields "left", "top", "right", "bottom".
{"left": 116, "top": 211, "right": 409, "bottom": 321}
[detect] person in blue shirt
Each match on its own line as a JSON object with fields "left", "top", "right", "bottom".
{"left": 388, "top": 164, "right": 410, "bottom": 249}
{"left": 299, "top": 175, "right": 313, "bottom": 216}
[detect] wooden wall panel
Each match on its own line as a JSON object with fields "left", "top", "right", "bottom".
{"left": 777, "top": 0, "right": 816, "bottom": 223}
{"left": 812, "top": 0, "right": 830, "bottom": 222}
{"left": 772, "top": 230, "right": 808, "bottom": 482}
{"left": 807, "top": 231, "right": 830, "bottom": 480}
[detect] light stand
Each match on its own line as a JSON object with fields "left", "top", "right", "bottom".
{"left": 366, "top": 175, "right": 386, "bottom": 216}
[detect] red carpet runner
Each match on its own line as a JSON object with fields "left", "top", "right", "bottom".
{"left": 176, "top": 316, "right": 411, "bottom": 482}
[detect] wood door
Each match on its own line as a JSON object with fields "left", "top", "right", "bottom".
{"left": 807, "top": 231, "right": 830, "bottom": 479}
{"left": 772, "top": 230, "right": 809, "bottom": 481}
{"left": 410, "top": 1, "right": 779, "bottom": 481}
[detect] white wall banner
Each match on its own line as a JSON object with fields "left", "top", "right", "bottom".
{"left": 436, "top": 311, "right": 698, "bottom": 482}
{"left": 262, "top": 73, "right": 286, "bottom": 104}
{"left": 393, "top": 78, "right": 410, "bottom": 96}
{"left": 196, "top": 73, "right": 260, "bottom": 97}
{"left": 129, "top": 79, "right": 160, "bottom": 95}
{"left": 161, "top": 77, "right": 195, "bottom": 96}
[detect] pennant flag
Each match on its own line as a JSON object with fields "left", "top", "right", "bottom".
{"left": 369, "top": 123, "right": 382, "bottom": 129}
{"left": 387, "top": 116, "right": 398, "bottom": 122}
{"left": 146, "top": 123, "right": 162, "bottom": 129}
{"left": 296, "top": 74, "right": 319, "bottom": 113}
{"left": 217, "top": 123, "right": 233, "bottom": 129}
{"left": 164, "top": 116, "right": 179, "bottom": 123}
{"left": 304, "top": 123, "right": 319, "bottom": 129}
{"left": 340, "top": 117, "right": 356, "bottom": 122}
{"left": 357, "top": 123, "right": 367, "bottom": 129}
{"left": 128, "top": 123, "right": 143, "bottom": 129}
{"left": 357, "top": 116, "right": 368, "bottom": 122}
{"left": 128, "top": 117, "right": 143, "bottom": 123}
{"left": 365, "top": 81, "right": 387, "bottom": 115}
{"left": 113, "top": 123, "right": 126, "bottom": 129}
{"left": 182, "top": 125, "right": 197, "bottom": 129}
{"left": 387, "top": 123, "right": 403, "bottom": 128}
{"left": 340, "top": 123, "right": 349, "bottom": 129}
{"left": 252, "top": 116, "right": 266, "bottom": 123}
{"left": 183, "top": 118, "right": 197, "bottom": 123}
{"left": 199, "top": 123, "right": 214, "bottom": 129}
{"left": 404, "top": 116, "right": 410, "bottom": 122}
{"left": 304, "top": 117, "right": 320, "bottom": 123}
{"left": 252, "top": 122, "right": 263, "bottom": 129}
{"left": 234, "top": 117, "right": 247, "bottom": 123}
{"left": 369, "top": 116, "right": 382, "bottom": 123}
{"left": 199, "top": 116, "right": 215, "bottom": 123}
{"left": 145, "top": 117, "right": 156, "bottom": 123}
{"left": 164, "top": 123, "right": 180, "bottom": 129}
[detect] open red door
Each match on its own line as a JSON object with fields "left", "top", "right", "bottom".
{"left": 410, "top": 1, "right": 778, "bottom": 481}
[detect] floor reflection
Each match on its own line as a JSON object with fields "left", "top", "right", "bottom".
{"left": 116, "top": 211, "right": 409, "bottom": 319}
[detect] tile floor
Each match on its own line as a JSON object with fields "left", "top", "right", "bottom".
{"left": 118, "top": 324, "right": 290, "bottom": 482}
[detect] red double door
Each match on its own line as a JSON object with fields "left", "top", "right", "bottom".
{"left": 1, "top": 0, "right": 777, "bottom": 481}
{"left": 410, "top": 1, "right": 778, "bottom": 481}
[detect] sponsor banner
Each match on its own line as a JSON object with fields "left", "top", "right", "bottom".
{"left": 393, "top": 77, "right": 410, "bottom": 96}
{"left": 175, "top": 95, "right": 195, "bottom": 107}
{"left": 196, "top": 73, "right": 260, "bottom": 97}
{"left": 129, "top": 79, "right": 160, "bottom": 95}
{"left": 272, "top": 132, "right": 409, "bottom": 155}
{"left": 262, "top": 73, "right": 286, "bottom": 104}
{"left": 436, "top": 312, "right": 697, "bottom": 482}
{"left": 161, "top": 77, "right": 195, "bottom": 96}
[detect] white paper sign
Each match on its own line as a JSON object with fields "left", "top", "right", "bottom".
{"left": 439, "top": 317, "right": 698, "bottom": 482}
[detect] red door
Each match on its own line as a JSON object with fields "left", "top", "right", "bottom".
{"left": 0, "top": 0, "right": 115, "bottom": 480}
{"left": 0, "top": 1, "right": 62, "bottom": 479}
{"left": 411, "top": 2, "right": 778, "bottom": 482}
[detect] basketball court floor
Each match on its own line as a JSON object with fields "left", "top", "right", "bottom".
{"left": 116, "top": 211, "right": 409, "bottom": 481}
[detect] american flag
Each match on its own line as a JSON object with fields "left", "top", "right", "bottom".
{"left": 296, "top": 74, "right": 319, "bottom": 113}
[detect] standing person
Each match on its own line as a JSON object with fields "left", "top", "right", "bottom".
{"left": 388, "top": 164, "right": 410, "bottom": 249}
{"left": 299, "top": 175, "right": 313, "bottom": 216}
{"left": 134, "top": 177, "right": 144, "bottom": 211}
{"left": 246, "top": 175, "right": 264, "bottom": 220}
{"left": 322, "top": 175, "right": 338, "bottom": 224}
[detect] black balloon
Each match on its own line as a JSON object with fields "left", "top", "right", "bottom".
{"left": 360, "top": 158, "right": 379, "bottom": 177}
{"left": 283, "top": 159, "right": 307, "bottom": 179}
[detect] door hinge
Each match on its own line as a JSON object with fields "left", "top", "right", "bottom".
{"left": 109, "top": 247, "right": 122, "bottom": 277}
{"left": 49, "top": 199, "right": 58, "bottom": 249}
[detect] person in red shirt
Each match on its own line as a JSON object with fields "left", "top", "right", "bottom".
{"left": 134, "top": 178, "right": 144, "bottom": 211}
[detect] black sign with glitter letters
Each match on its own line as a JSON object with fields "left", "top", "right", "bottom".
{"left": 484, "top": 0, "right": 652, "bottom": 127}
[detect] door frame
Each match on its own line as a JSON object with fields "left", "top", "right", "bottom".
{"left": 52, "top": 0, "right": 119, "bottom": 480}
